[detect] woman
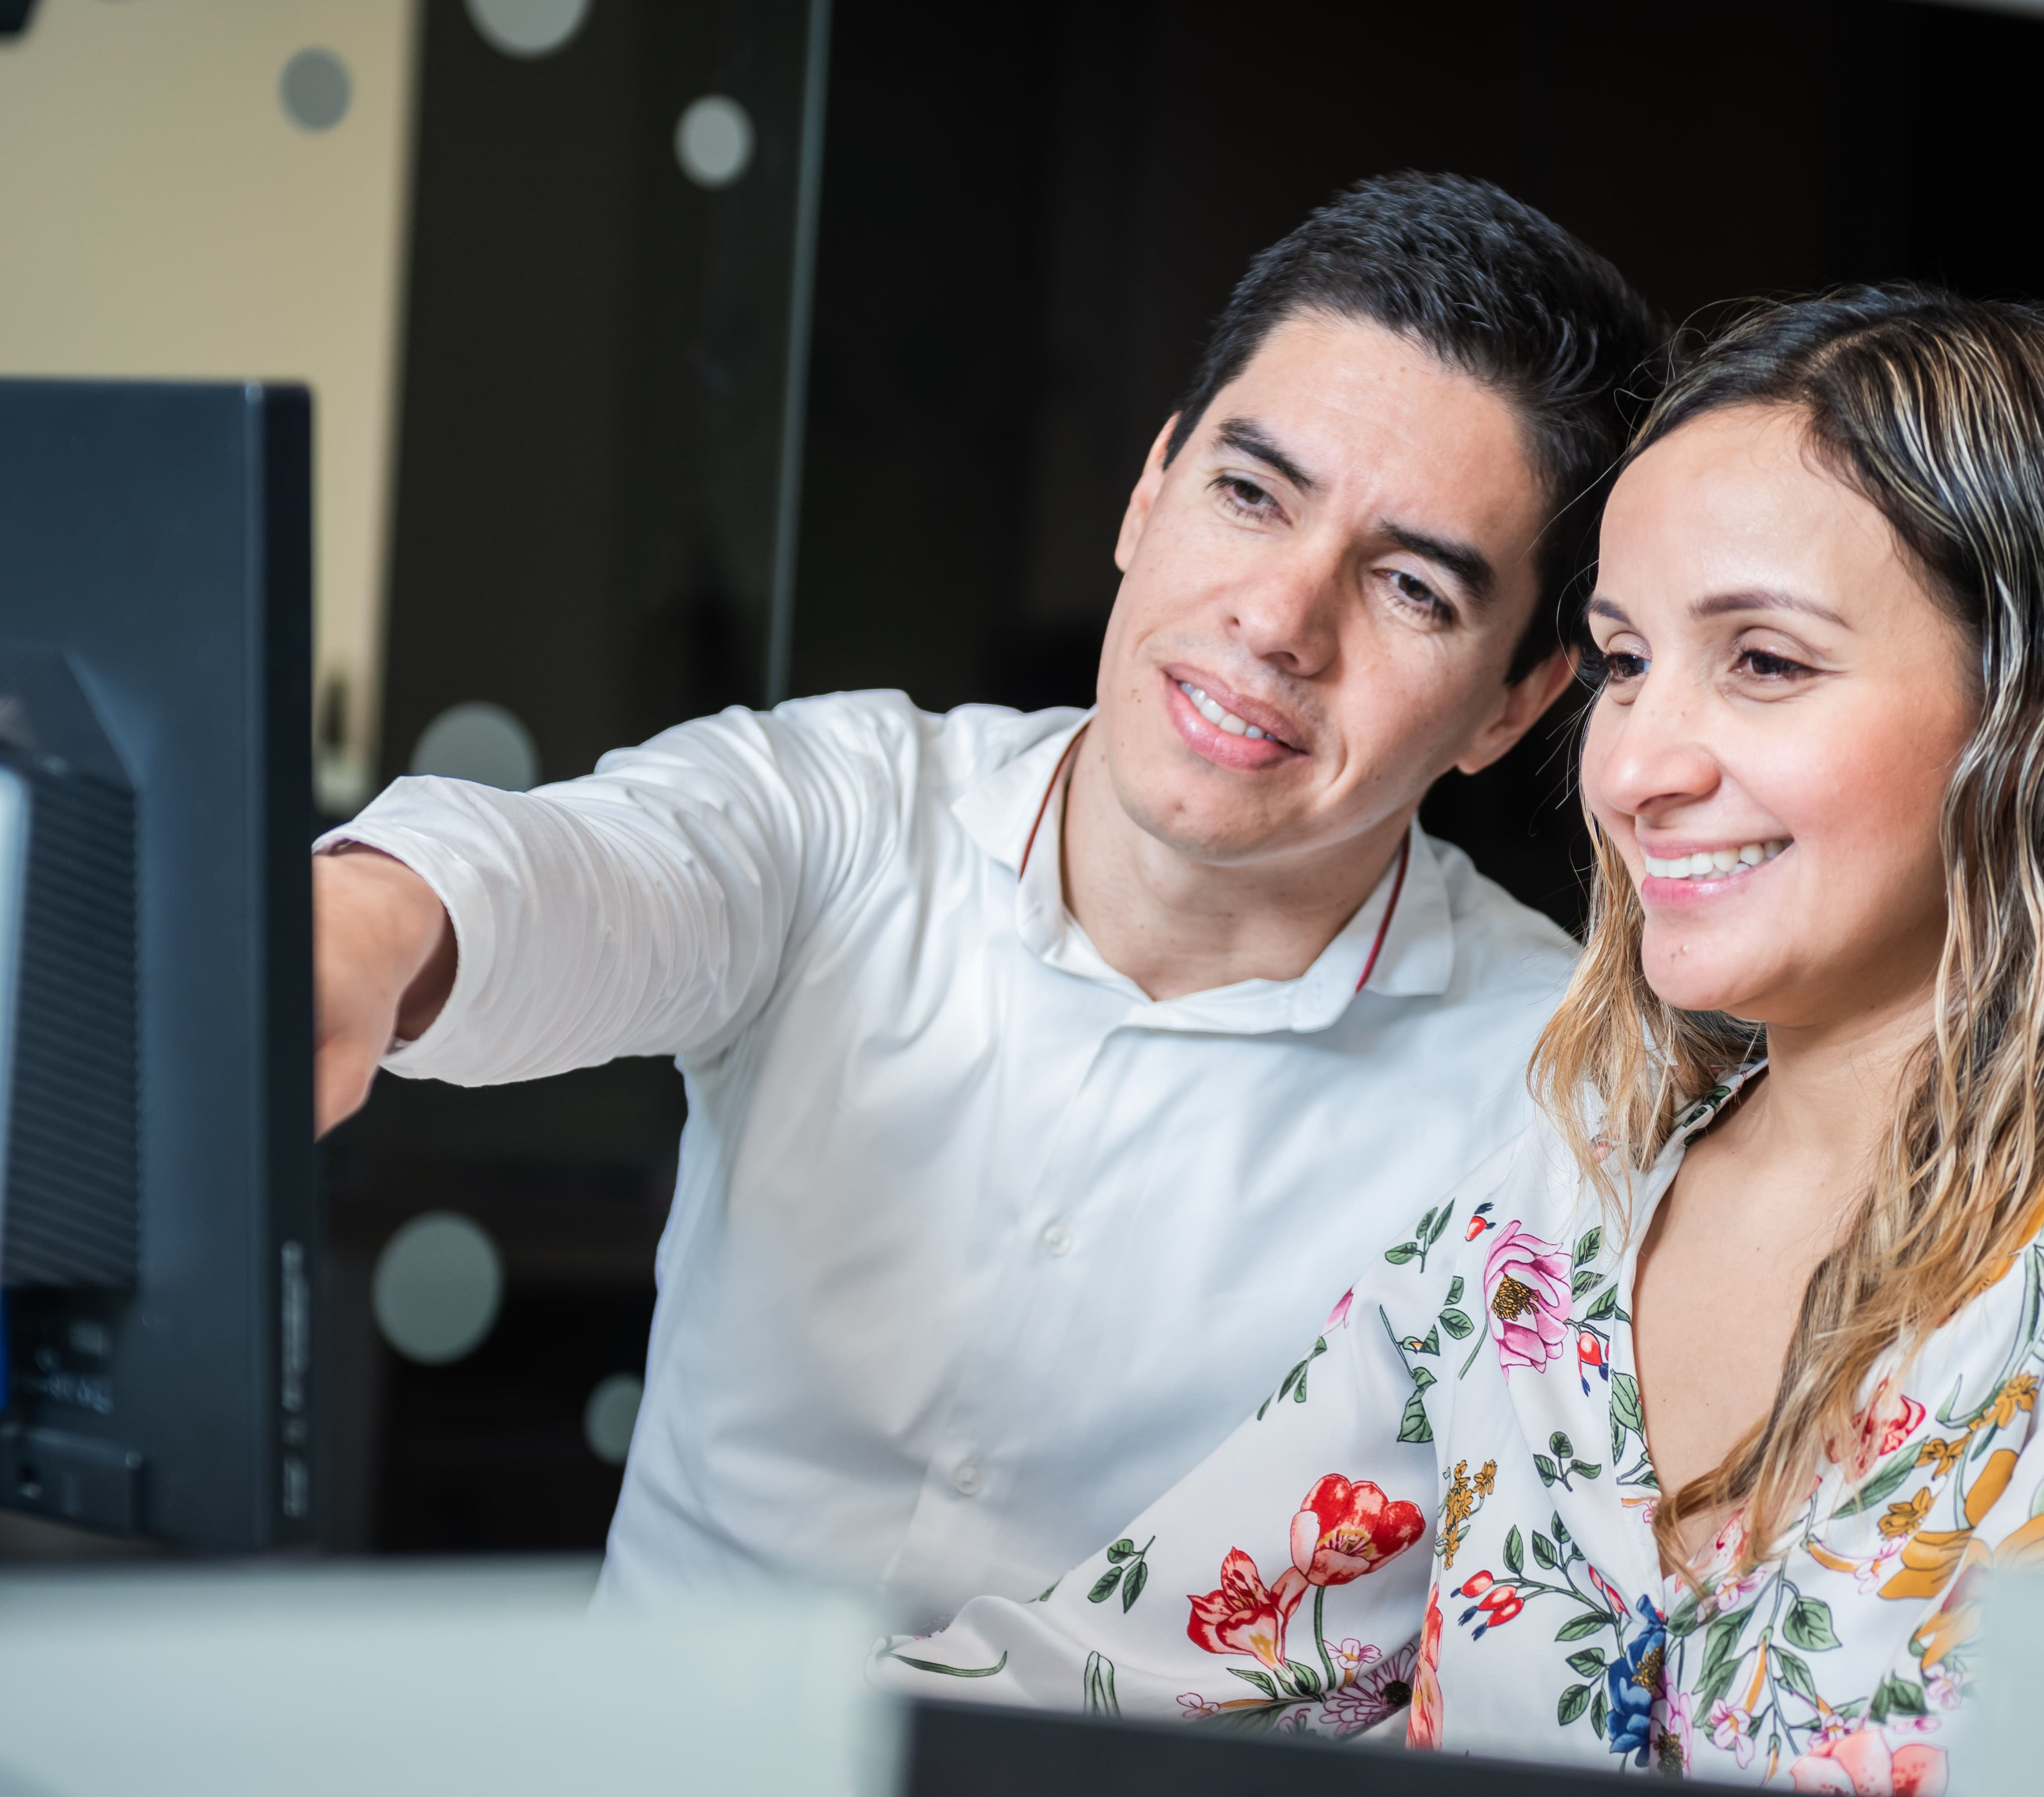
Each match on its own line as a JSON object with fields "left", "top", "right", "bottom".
{"left": 870, "top": 284, "right": 2044, "bottom": 1789}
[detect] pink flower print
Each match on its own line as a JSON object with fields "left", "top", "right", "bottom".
{"left": 1923, "top": 1664, "right": 1964, "bottom": 1713}
{"left": 1789, "top": 1726, "right": 1948, "bottom": 1796}
{"left": 1482, "top": 1220, "right": 1570, "bottom": 1373}
{"left": 1326, "top": 1641, "right": 1418, "bottom": 1736}
{"left": 1709, "top": 1567, "right": 1765, "bottom": 1619}
{"left": 1326, "top": 1288, "right": 1355, "bottom": 1331}
{"left": 1835, "top": 1377, "right": 1929, "bottom": 1479}
{"left": 1709, "top": 1700, "right": 1758, "bottom": 1769}
{"left": 1654, "top": 1688, "right": 1694, "bottom": 1777}
{"left": 1176, "top": 1693, "right": 1220, "bottom": 1720}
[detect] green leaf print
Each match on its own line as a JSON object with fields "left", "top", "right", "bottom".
{"left": 1696, "top": 1603, "right": 1758, "bottom": 1707}
{"left": 1573, "top": 1227, "right": 1603, "bottom": 1268}
{"left": 1557, "top": 1683, "right": 1593, "bottom": 1726}
{"left": 1503, "top": 1525, "right": 1525, "bottom": 1575}
{"left": 1610, "top": 1370, "right": 1646, "bottom": 1437}
{"left": 891, "top": 1651, "right": 1010, "bottom": 1678}
{"left": 1415, "top": 1326, "right": 1440, "bottom": 1356}
{"left": 1411, "top": 1365, "right": 1439, "bottom": 1392}
{"left": 1584, "top": 1285, "right": 1619, "bottom": 1323}
{"left": 1105, "top": 1538, "right": 1136, "bottom": 1563}
{"left": 1416, "top": 1207, "right": 1438, "bottom": 1245}
{"left": 1567, "top": 1648, "right": 1607, "bottom": 1678}
{"left": 1532, "top": 1532, "right": 1559, "bottom": 1570}
{"left": 1772, "top": 1646, "right": 1819, "bottom": 1707}
{"left": 1428, "top": 1205, "right": 1455, "bottom": 1246}
{"left": 1571, "top": 1266, "right": 1602, "bottom": 1300}
{"left": 1550, "top": 1431, "right": 1575, "bottom": 1460}
{"left": 1227, "top": 1666, "right": 1279, "bottom": 1699}
{"left": 1869, "top": 1674, "right": 1928, "bottom": 1724}
{"left": 1555, "top": 1613, "right": 1607, "bottom": 1642}
{"left": 1121, "top": 1559, "right": 1148, "bottom": 1612}
{"left": 1784, "top": 1595, "right": 1842, "bottom": 1653}
{"left": 1590, "top": 1687, "right": 1609, "bottom": 1738}
{"left": 1397, "top": 1390, "right": 1434, "bottom": 1444}
{"left": 1088, "top": 1568, "right": 1123, "bottom": 1604}
{"left": 1551, "top": 1512, "right": 1569, "bottom": 1544}
{"left": 1439, "top": 1308, "right": 1474, "bottom": 1339}
{"left": 1831, "top": 1440, "right": 1926, "bottom": 1519}
{"left": 1446, "top": 1276, "right": 1465, "bottom": 1305}
{"left": 1285, "top": 1660, "right": 1324, "bottom": 1698}
{"left": 1571, "top": 1461, "right": 1603, "bottom": 1481}
{"left": 1083, "top": 1652, "right": 1120, "bottom": 1717}
{"left": 1384, "top": 1241, "right": 1420, "bottom": 1265}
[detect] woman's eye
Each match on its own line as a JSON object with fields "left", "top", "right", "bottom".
{"left": 1579, "top": 645, "right": 1647, "bottom": 689}
{"left": 1736, "top": 647, "right": 1813, "bottom": 681}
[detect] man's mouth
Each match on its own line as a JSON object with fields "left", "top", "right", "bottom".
{"left": 1642, "top": 839, "right": 1789, "bottom": 882}
{"left": 1177, "top": 680, "right": 1273, "bottom": 741}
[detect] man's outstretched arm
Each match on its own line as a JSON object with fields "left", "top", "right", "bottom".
{"left": 313, "top": 846, "right": 458, "bottom": 1135}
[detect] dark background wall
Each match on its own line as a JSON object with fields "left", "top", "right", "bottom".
{"left": 324, "top": 0, "right": 2044, "bottom": 1552}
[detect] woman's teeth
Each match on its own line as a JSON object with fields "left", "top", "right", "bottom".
{"left": 1178, "top": 682, "right": 1266, "bottom": 739}
{"left": 1643, "top": 840, "right": 1788, "bottom": 880}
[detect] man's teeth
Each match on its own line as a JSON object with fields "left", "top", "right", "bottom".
{"left": 1643, "top": 840, "right": 1788, "bottom": 880}
{"left": 1178, "top": 682, "right": 1266, "bottom": 739}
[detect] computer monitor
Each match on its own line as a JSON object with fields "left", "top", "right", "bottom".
{"left": 0, "top": 377, "right": 315, "bottom": 1551}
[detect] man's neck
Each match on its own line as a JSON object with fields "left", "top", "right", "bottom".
{"left": 1058, "top": 726, "right": 1411, "bottom": 1002}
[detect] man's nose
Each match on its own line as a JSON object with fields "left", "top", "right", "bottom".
{"left": 1223, "top": 555, "right": 1341, "bottom": 676}
{"left": 1592, "top": 672, "right": 1723, "bottom": 819}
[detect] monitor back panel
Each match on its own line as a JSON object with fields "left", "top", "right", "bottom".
{"left": 0, "top": 378, "right": 314, "bottom": 1551}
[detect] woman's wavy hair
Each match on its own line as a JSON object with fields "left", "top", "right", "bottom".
{"left": 1530, "top": 283, "right": 2044, "bottom": 1575}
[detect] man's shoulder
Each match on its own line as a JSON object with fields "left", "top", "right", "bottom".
{"left": 758, "top": 691, "right": 1086, "bottom": 793}
{"left": 1423, "top": 832, "right": 1579, "bottom": 993}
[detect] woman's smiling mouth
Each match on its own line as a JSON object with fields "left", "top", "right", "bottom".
{"left": 1642, "top": 838, "right": 1789, "bottom": 882}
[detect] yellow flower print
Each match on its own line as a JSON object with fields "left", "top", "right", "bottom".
{"left": 1879, "top": 1488, "right": 1935, "bottom": 1540}
{"left": 1988, "top": 1373, "right": 2038, "bottom": 1432}
{"left": 1916, "top": 1436, "right": 1970, "bottom": 1481}
{"left": 1473, "top": 1462, "right": 1496, "bottom": 1498}
{"left": 1436, "top": 1459, "right": 1497, "bottom": 1571}
{"left": 1881, "top": 1447, "right": 2020, "bottom": 1601}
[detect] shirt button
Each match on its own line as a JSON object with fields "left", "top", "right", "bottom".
{"left": 953, "top": 1462, "right": 982, "bottom": 1496}
{"left": 1040, "top": 1222, "right": 1072, "bottom": 1257}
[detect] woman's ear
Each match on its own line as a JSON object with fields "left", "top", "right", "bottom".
{"left": 1454, "top": 646, "right": 1578, "bottom": 777}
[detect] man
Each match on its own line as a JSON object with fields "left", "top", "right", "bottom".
{"left": 315, "top": 174, "right": 1660, "bottom": 1623}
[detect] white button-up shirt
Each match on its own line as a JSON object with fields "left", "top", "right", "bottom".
{"left": 325, "top": 692, "right": 1576, "bottom": 1624}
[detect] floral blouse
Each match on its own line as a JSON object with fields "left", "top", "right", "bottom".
{"left": 872, "top": 1069, "right": 2044, "bottom": 1789}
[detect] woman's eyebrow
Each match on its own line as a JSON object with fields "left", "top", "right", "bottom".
{"left": 1586, "top": 595, "right": 1631, "bottom": 625}
{"left": 1692, "top": 588, "right": 1849, "bottom": 627}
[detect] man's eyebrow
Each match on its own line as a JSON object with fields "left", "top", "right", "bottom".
{"left": 1692, "top": 588, "right": 1850, "bottom": 628}
{"left": 1381, "top": 522, "right": 1495, "bottom": 606}
{"left": 1213, "top": 418, "right": 1319, "bottom": 494}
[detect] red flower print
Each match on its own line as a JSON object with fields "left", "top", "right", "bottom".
{"left": 1464, "top": 1202, "right": 1496, "bottom": 1241}
{"left": 1325, "top": 1287, "right": 1355, "bottom": 1331}
{"left": 1185, "top": 1547, "right": 1307, "bottom": 1672}
{"left": 1577, "top": 1329, "right": 1608, "bottom": 1396}
{"left": 1834, "top": 1377, "right": 1928, "bottom": 1478}
{"left": 1453, "top": 1568, "right": 1523, "bottom": 1637}
{"left": 1407, "top": 1582, "right": 1445, "bottom": 1750}
{"left": 1481, "top": 1220, "right": 1570, "bottom": 1373}
{"left": 1289, "top": 1475, "right": 1427, "bottom": 1585}
{"left": 1789, "top": 1725, "right": 1946, "bottom": 1796}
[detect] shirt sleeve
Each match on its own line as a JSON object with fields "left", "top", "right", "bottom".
{"left": 316, "top": 694, "right": 916, "bottom": 1085}
{"left": 868, "top": 1280, "right": 1442, "bottom": 1736}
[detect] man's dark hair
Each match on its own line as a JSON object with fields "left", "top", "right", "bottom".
{"left": 1166, "top": 172, "right": 1666, "bottom": 683}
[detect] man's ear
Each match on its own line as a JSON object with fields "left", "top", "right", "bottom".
{"left": 1114, "top": 415, "right": 1180, "bottom": 574}
{"left": 1453, "top": 646, "right": 1579, "bottom": 777}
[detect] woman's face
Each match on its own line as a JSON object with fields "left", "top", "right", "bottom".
{"left": 1581, "top": 404, "right": 1979, "bottom": 1031}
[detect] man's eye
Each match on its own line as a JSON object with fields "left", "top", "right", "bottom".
{"left": 1387, "top": 570, "right": 1449, "bottom": 620}
{"left": 1213, "top": 476, "right": 1277, "bottom": 517}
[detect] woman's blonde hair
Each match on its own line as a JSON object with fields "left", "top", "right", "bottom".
{"left": 1530, "top": 284, "right": 2044, "bottom": 1574}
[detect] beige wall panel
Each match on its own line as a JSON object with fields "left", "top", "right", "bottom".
{"left": 0, "top": 0, "right": 421, "bottom": 811}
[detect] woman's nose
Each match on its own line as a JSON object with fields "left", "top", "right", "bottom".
{"left": 1584, "top": 672, "right": 1723, "bottom": 820}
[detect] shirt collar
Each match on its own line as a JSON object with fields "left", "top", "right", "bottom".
{"left": 950, "top": 712, "right": 1459, "bottom": 1034}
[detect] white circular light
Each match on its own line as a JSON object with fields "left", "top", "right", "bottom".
{"left": 582, "top": 1373, "right": 643, "bottom": 1466}
{"left": 464, "top": 0, "right": 589, "bottom": 57}
{"left": 675, "top": 94, "right": 754, "bottom": 190}
{"left": 410, "top": 701, "right": 540, "bottom": 791}
{"left": 280, "top": 48, "right": 351, "bottom": 132}
{"left": 372, "top": 1212, "right": 504, "bottom": 1366}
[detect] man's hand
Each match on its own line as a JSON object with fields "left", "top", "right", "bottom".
{"left": 313, "top": 846, "right": 458, "bottom": 1136}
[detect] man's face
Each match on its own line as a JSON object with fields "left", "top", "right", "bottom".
{"left": 1096, "top": 312, "right": 1560, "bottom": 871}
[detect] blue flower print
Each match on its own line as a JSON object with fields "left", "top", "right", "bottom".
{"left": 1604, "top": 1595, "right": 1666, "bottom": 1767}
